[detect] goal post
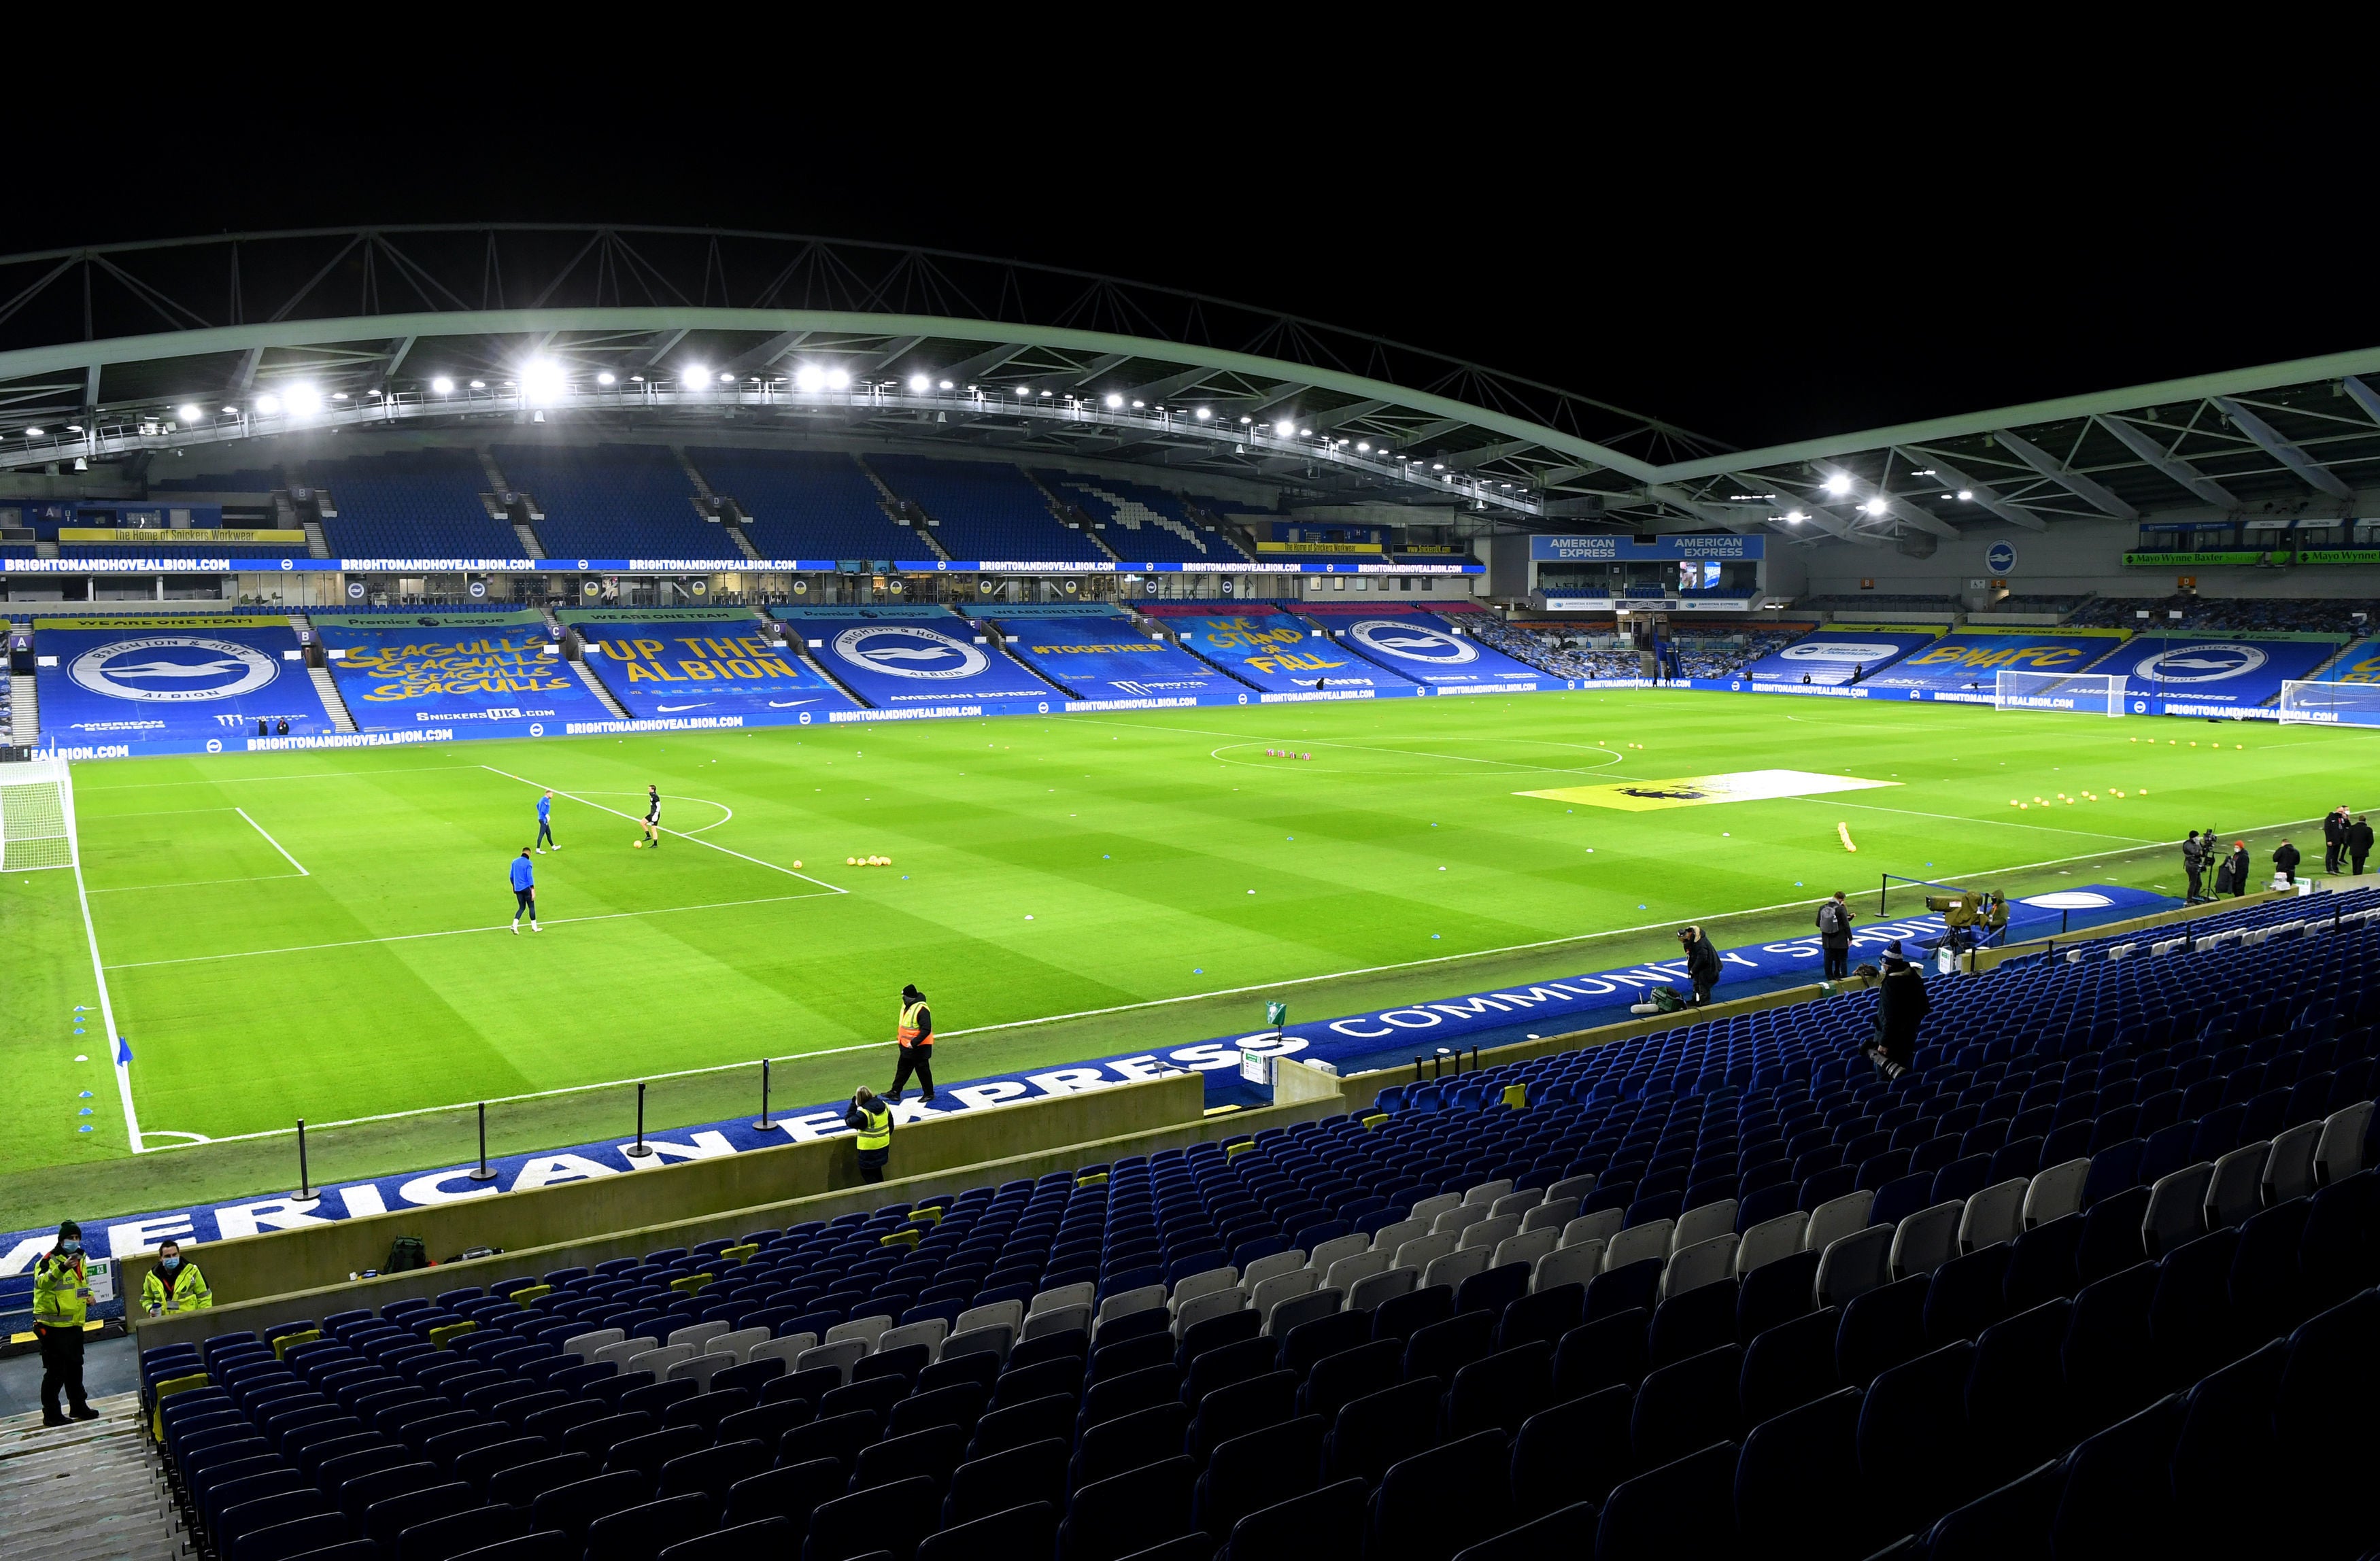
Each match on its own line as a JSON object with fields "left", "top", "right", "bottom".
{"left": 0, "top": 757, "right": 75, "bottom": 872}
{"left": 1994, "top": 669, "right": 2126, "bottom": 716}
{"left": 2277, "top": 679, "right": 2380, "bottom": 727}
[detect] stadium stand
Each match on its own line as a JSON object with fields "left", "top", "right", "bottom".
{"left": 137, "top": 882, "right": 2380, "bottom": 1560}
{"left": 152, "top": 466, "right": 284, "bottom": 493}
{"left": 1675, "top": 631, "right": 1803, "bottom": 681}
{"left": 1038, "top": 472, "right": 1253, "bottom": 564}
{"left": 308, "top": 449, "right": 524, "bottom": 558}
{"left": 495, "top": 443, "right": 721, "bottom": 558}
{"left": 1795, "top": 595, "right": 1962, "bottom": 613}
{"left": 2067, "top": 596, "right": 2380, "bottom": 634}
{"left": 1467, "top": 621, "right": 1625, "bottom": 679}
{"left": 872, "top": 456, "right": 1089, "bottom": 560}
{"left": 689, "top": 447, "right": 911, "bottom": 560}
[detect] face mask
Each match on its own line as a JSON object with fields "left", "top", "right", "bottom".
{"left": 161, "top": 1256, "right": 181, "bottom": 1273}
{"left": 61, "top": 1239, "right": 80, "bottom": 1254}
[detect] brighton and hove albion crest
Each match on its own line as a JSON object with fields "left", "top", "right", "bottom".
{"left": 1347, "top": 619, "right": 1479, "bottom": 666}
{"left": 832, "top": 625, "right": 989, "bottom": 681}
{"left": 68, "top": 636, "right": 278, "bottom": 702}
{"left": 2132, "top": 643, "right": 2268, "bottom": 684}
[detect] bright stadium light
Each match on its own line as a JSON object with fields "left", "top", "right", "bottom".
{"left": 1356, "top": 442, "right": 1371, "bottom": 453}
{"left": 430, "top": 376, "right": 455, "bottom": 394}
{"left": 1957, "top": 489, "right": 1975, "bottom": 500}
{"left": 1863, "top": 497, "right": 1890, "bottom": 516}
{"left": 520, "top": 359, "right": 566, "bottom": 402}
{"left": 1822, "top": 473, "right": 1853, "bottom": 497}
{"left": 1274, "top": 419, "right": 1295, "bottom": 436}
{"left": 938, "top": 379, "right": 953, "bottom": 390}
{"left": 908, "top": 374, "right": 932, "bottom": 392}
{"left": 789, "top": 364, "right": 823, "bottom": 392}
{"left": 1194, "top": 407, "right": 1211, "bottom": 420}
{"left": 1240, "top": 415, "right": 1252, "bottom": 425}
{"left": 824, "top": 367, "right": 851, "bottom": 390}
{"left": 285, "top": 383, "right": 322, "bottom": 415}
{"left": 23, "top": 426, "right": 43, "bottom": 436}
{"left": 684, "top": 364, "right": 712, "bottom": 388}
{"left": 1105, "top": 392, "right": 1124, "bottom": 408}
{"left": 1299, "top": 427, "right": 1312, "bottom": 437}
{"left": 469, "top": 379, "right": 486, "bottom": 389}
{"left": 254, "top": 394, "right": 282, "bottom": 415}
{"left": 597, "top": 371, "right": 616, "bottom": 385}
{"left": 177, "top": 404, "right": 203, "bottom": 422}
{"left": 1132, "top": 400, "right": 1145, "bottom": 409}
{"left": 1785, "top": 511, "right": 1807, "bottom": 524}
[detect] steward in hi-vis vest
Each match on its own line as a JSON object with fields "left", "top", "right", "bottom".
{"left": 888, "top": 984, "right": 936, "bottom": 1105}
{"left": 847, "top": 1087, "right": 894, "bottom": 1183}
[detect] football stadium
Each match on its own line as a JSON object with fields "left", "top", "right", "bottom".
{"left": 2, "top": 225, "right": 2377, "bottom": 1560}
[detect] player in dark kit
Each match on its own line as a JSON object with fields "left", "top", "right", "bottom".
{"left": 509, "top": 848, "right": 541, "bottom": 933}
{"left": 634, "top": 785, "right": 662, "bottom": 848}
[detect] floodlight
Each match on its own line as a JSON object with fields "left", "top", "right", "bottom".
{"left": 597, "top": 371, "right": 616, "bottom": 385}
{"left": 1357, "top": 442, "right": 1371, "bottom": 453}
{"left": 1957, "top": 489, "right": 1974, "bottom": 500}
{"left": 333, "top": 392, "right": 350, "bottom": 400}
{"left": 1862, "top": 498, "right": 1890, "bottom": 516}
{"left": 177, "top": 404, "right": 203, "bottom": 422}
{"left": 221, "top": 406, "right": 237, "bottom": 415}
{"left": 684, "top": 364, "right": 713, "bottom": 388}
{"left": 1015, "top": 386, "right": 1030, "bottom": 396}
{"left": 254, "top": 394, "right": 282, "bottom": 415}
{"left": 1240, "top": 415, "right": 1252, "bottom": 425}
{"left": 1432, "top": 462, "right": 1445, "bottom": 471}
{"left": 520, "top": 359, "right": 566, "bottom": 402}
{"left": 824, "top": 367, "right": 851, "bottom": 390}
{"left": 1274, "top": 419, "right": 1295, "bottom": 436}
{"left": 23, "top": 426, "right": 42, "bottom": 436}
{"left": 1040, "top": 390, "right": 1053, "bottom": 396}
{"left": 909, "top": 374, "right": 932, "bottom": 392}
{"left": 469, "top": 379, "right": 486, "bottom": 389}
{"left": 791, "top": 364, "right": 825, "bottom": 392}
{"left": 1785, "top": 511, "right": 1806, "bottom": 524}
{"left": 1821, "top": 472, "right": 1853, "bottom": 496}
{"left": 1300, "top": 428, "right": 1312, "bottom": 436}
{"left": 938, "top": 379, "right": 953, "bottom": 390}
{"left": 1106, "top": 392, "right": 1124, "bottom": 408}
{"left": 285, "top": 383, "right": 322, "bottom": 415}
{"left": 1132, "top": 399, "right": 1145, "bottom": 409}
{"left": 1194, "top": 407, "right": 1211, "bottom": 420}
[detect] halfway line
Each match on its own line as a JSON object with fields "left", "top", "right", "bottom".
{"left": 479, "top": 766, "right": 844, "bottom": 893}
{"left": 237, "top": 808, "right": 310, "bottom": 875}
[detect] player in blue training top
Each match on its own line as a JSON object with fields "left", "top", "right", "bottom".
{"left": 509, "top": 847, "right": 541, "bottom": 933}
{"left": 535, "top": 789, "right": 558, "bottom": 853}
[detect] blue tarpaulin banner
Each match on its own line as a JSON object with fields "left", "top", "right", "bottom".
{"left": 792, "top": 613, "right": 1066, "bottom": 706}
{"left": 571, "top": 615, "right": 863, "bottom": 719}
{"left": 1734, "top": 630, "right": 1946, "bottom": 687}
{"left": 33, "top": 616, "right": 337, "bottom": 742}
{"left": 314, "top": 613, "right": 607, "bottom": 733}
{"left": 1145, "top": 607, "right": 1421, "bottom": 694}
{"left": 996, "top": 613, "right": 1248, "bottom": 701}
{"left": 2095, "top": 634, "right": 2345, "bottom": 710}
{"left": 1859, "top": 632, "right": 2126, "bottom": 695}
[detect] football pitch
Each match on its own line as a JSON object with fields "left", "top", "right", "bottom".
{"left": 5, "top": 689, "right": 2370, "bottom": 1222}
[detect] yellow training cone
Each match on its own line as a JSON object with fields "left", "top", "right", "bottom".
{"left": 1837, "top": 821, "right": 1858, "bottom": 852}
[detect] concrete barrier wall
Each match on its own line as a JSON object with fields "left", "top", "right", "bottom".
{"left": 125, "top": 1074, "right": 1201, "bottom": 1335}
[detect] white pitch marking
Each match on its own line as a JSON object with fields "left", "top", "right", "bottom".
{"left": 235, "top": 808, "right": 310, "bottom": 875}
{"left": 479, "top": 766, "right": 841, "bottom": 890}
{"left": 89, "top": 873, "right": 307, "bottom": 895}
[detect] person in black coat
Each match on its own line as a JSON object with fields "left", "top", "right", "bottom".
{"left": 1864, "top": 942, "right": 1930, "bottom": 1078}
{"left": 2274, "top": 840, "right": 2301, "bottom": 886}
{"left": 2224, "top": 841, "right": 2249, "bottom": 897}
{"left": 1816, "top": 892, "right": 1855, "bottom": 980}
{"left": 2351, "top": 814, "right": 2373, "bottom": 876}
{"left": 1678, "top": 925, "right": 1722, "bottom": 1006}
{"left": 2324, "top": 808, "right": 2348, "bottom": 874}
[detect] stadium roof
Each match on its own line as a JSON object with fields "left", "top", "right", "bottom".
{"left": 7, "top": 224, "right": 2378, "bottom": 545}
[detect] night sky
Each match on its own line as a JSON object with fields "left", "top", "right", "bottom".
{"left": 8, "top": 104, "right": 2368, "bottom": 456}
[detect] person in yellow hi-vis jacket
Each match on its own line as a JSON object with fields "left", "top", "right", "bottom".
{"left": 140, "top": 1239, "right": 212, "bottom": 1318}
{"left": 33, "top": 1220, "right": 98, "bottom": 1425}
{"left": 887, "top": 983, "right": 936, "bottom": 1104}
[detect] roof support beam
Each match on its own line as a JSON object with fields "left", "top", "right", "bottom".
{"left": 721, "top": 329, "right": 808, "bottom": 375}
{"left": 1990, "top": 430, "right": 2139, "bottom": 519}
{"left": 1724, "top": 473, "right": 1873, "bottom": 543}
{"left": 2088, "top": 415, "right": 2237, "bottom": 509}
{"left": 2214, "top": 396, "right": 2352, "bottom": 499}
{"left": 1122, "top": 366, "right": 1221, "bottom": 405}
{"left": 632, "top": 328, "right": 692, "bottom": 370}
{"left": 855, "top": 335, "right": 927, "bottom": 374}
{"left": 1303, "top": 398, "right": 1391, "bottom": 434}
{"left": 1643, "top": 483, "right": 1765, "bottom": 532}
{"left": 1816, "top": 464, "right": 1959, "bottom": 538}
{"left": 381, "top": 336, "right": 418, "bottom": 381}
{"left": 1068, "top": 352, "right": 1132, "bottom": 388}
{"left": 944, "top": 341, "right": 1032, "bottom": 383}
{"left": 83, "top": 362, "right": 100, "bottom": 409}
{"left": 1895, "top": 449, "right": 2047, "bottom": 530}
{"left": 1440, "top": 438, "right": 1536, "bottom": 472}
{"left": 2342, "top": 375, "right": 2380, "bottom": 429}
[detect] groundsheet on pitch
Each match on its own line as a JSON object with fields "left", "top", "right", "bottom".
{"left": 2, "top": 886, "right": 2175, "bottom": 1275}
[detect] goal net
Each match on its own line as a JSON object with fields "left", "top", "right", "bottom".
{"left": 2277, "top": 680, "right": 2380, "bottom": 727}
{"left": 0, "top": 757, "right": 75, "bottom": 872}
{"left": 1994, "top": 670, "right": 2126, "bottom": 716}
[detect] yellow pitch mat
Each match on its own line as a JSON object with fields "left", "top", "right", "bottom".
{"left": 1519, "top": 768, "right": 1901, "bottom": 812}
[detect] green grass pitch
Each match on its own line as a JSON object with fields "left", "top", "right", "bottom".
{"left": 2, "top": 690, "right": 2366, "bottom": 1221}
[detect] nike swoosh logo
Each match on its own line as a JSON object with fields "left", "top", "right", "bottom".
{"left": 656, "top": 702, "right": 708, "bottom": 713}
{"left": 767, "top": 699, "right": 819, "bottom": 708}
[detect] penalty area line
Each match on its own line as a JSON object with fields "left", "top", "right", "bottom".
{"left": 479, "top": 766, "right": 842, "bottom": 891}
{"left": 236, "top": 808, "right": 310, "bottom": 874}
{"left": 102, "top": 889, "right": 843, "bottom": 971}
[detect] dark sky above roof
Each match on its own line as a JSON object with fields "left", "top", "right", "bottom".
{"left": 10, "top": 83, "right": 2368, "bottom": 455}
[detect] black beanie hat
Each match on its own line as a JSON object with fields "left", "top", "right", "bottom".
{"left": 57, "top": 1219, "right": 80, "bottom": 1239}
